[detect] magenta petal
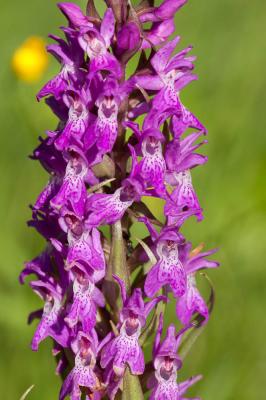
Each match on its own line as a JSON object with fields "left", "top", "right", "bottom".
{"left": 151, "top": 37, "right": 180, "bottom": 73}
{"left": 100, "top": 8, "right": 115, "bottom": 48}
{"left": 144, "top": 263, "right": 162, "bottom": 297}
{"left": 58, "top": 2, "right": 89, "bottom": 27}
{"left": 176, "top": 281, "right": 209, "bottom": 325}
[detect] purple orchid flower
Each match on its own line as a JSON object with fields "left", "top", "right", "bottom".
{"left": 23, "top": 1, "right": 218, "bottom": 398}
{"left": 66, "top": 226, "right": 106, "bottom": 278}
{"left": 139, "top": 130, "right": 166, "bottom": 191}
{"left": 34, "top": 175, "right": 62, "bottom": 211}
{"left": 144, "top": 227, "right": 187, "bottom": 299}
{"left": 86, "top": 174, "right": 144, "bottom": 227}
{"left": 50, "top": 88, "right": 91, "bottom": 151}
{"left": 37, "top": 31, "right": 84, "bottom": 101}
{"left": 142, "top": 19, "right": 176, "bottom": 49}
{"left": 31, "top": 136, "right": 66, "bottom": 176}
{"left": 59, "top": 330, "right": 100, "bottom": 400}
{"left": 165, "top": 170, "right": 203, "bottom": 223}
{"left": 148, "top": 315, "right": 202, "bottom": 399}
{"left": 58, "top": 204, "right": 106, "bottom": 283}
{"left": 50, "top": 147, "right": 88, "bottom": 216}
{"left": 177, "top": 244, "right": 219, "bottom": 325}
{"left": 136, "top": 37, "right": 195, "bottom": 107}
{"left": 164, "top": 131, "right": 208, "bottom": 223}
{"left": 140, "top": 0, "right": 187, "bottom": 23}
{"left": 165, "top": 132, "right": 208, "bottom": 175}
{"left": 64, "top": 263, "right": 105, "bottom": 332}
{"left": 153, "top": 0, "right": 188, "bottom": 20}
{"left": 85, "top": 77, "right": 133, "bottom": 154}
{"left": 30, "top": 279, "right": 69, "bottom": 351}
{"left": 133, "top": 38, "right": 206, "bottom": 135}
{"left": 126, "top": 122, "right": 166, "bottom": 196}
{"left": 78, "top": 8, "right": 122, "bottom": 78}
{"left": 20, "top": 250, "right": 53, "bottom": 285}
{"left": 94, "top": 78, "right": 120, "bottom": 153}
{"left": 101, "top": 276, "right": 166, "bottom": 377}
{"left": 116, "top": 21, "right": 141, "bottom": 56}
{"left": 139, "top": 0, "right": 187, "bottom": 49}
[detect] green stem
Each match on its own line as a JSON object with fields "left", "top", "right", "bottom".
{"left": 122, "top": 369, "right": 144, "bottom": 400}
{"left": 103, "top": 220, "right": 130, "bottom": 311}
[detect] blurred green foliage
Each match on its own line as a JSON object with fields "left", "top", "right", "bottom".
{"left": 0, "top": 0, "right": 265, "bottom": 398}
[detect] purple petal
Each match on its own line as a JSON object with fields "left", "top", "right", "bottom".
{"left": 144, "top": 263, "right": 162, "bottom": 297}
{"left": 151, "top": 37, "right": 180, "bottom": 73}
{"left": 155, "top": 0, "right": 188, "bottom": 20}
{"left": 100, "top": 8, "right": 115, "bottom": 48}
{"left": 58, "top": 2, "right": 89, "bottom": 27}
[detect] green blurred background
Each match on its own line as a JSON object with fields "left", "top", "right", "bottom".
{"left": 0, "top": 0, "right": 266, "bottom": 398}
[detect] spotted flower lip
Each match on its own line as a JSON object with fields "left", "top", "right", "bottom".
{"left": 66, "top": 226, "right": 106, "bottom": 274}
{"left": 144, "top": 227, "right": 187, "bottom": 298}
{"left": 22, "top": 1, "right": 217, "bottom": 399}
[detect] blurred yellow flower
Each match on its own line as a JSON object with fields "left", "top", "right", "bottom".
{"left": 11, "top": 36, "right": 49, "bottom": 83}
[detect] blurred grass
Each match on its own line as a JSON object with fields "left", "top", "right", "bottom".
{"left": 0, "top": 0, "right": 266, "bottom": 398}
